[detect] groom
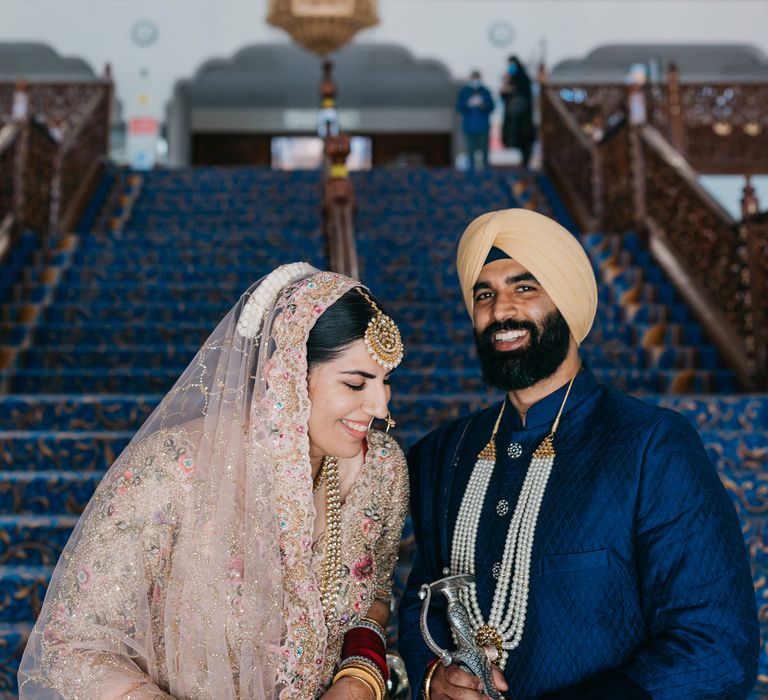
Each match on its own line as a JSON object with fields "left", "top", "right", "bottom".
{"left": 398, "top": 209, "right": 758, "bottom": 699}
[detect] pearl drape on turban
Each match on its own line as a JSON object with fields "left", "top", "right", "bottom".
{"left": 456, "top": 208, "right": 598, "bottom": 345}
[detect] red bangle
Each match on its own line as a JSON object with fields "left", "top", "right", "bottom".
{"left": 342, "top": 627, "right": 389, "bottom": 681}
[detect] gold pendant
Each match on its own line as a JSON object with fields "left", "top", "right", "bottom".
{"left": 475, "top": 624, "right": 504, "bottom": 664}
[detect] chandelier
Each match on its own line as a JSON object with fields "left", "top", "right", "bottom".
{"left": 267, "top": 0, "right": 379, "bottom": 55}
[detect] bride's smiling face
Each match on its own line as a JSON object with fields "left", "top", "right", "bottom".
{"left": 307, "top": 339, "right": 392, "bottom": 466}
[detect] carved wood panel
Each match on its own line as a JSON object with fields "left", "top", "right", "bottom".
{"left": 0, "top": 124, "right": 19, "bottom": 223}
{"left": 642, "top": 134, "right": 752, "bottom": 344}
{"left": 540, "top": 87, "right": 596, "bottom": 224}
{"left": 599, "top": 124, "right": 634, "bottom": 233}
{"left": 550, "top": 81, "right": 768, "bottom": 174}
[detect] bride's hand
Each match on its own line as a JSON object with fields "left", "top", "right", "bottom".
{"left": 322, "top": 676, "right": 375, "bottom": 699}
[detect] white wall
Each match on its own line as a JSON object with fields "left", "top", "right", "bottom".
{"left": 3, "top": 0, "right": 767, "bottom": 125}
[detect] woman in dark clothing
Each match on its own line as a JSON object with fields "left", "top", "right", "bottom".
{"left": 501, "top": 56, "right": 536, "bottom": 168}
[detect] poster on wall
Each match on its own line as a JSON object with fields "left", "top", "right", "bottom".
{"left": 127, "top": 116, "right": 159, "bottom": 170}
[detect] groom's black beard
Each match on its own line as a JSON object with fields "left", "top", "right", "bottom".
{"left": 474, "top": 309, "right": 572, "bottom": 391}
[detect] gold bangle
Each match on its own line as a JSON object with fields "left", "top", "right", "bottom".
{"left": 423, "top": 659, "right": 440, "bottom": 700}
{"left": 340, "top": 662, "right": 386, "bottom": 697}
{"left": 333, "top": 668, "right": 376, "bottom": 698}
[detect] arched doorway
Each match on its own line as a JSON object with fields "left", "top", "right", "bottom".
{"left": 167, "top": 43, "right": 458, "bottom": 167}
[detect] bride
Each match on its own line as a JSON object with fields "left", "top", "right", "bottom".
{"left": 19, "top": 263, "right": 408, "bottom": 699}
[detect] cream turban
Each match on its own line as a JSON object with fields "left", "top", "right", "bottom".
{"left": 456, "top": 208, "right": 598, "bottom": 344}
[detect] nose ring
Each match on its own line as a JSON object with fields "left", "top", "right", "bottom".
{"left": 366, "top": 413, "right": 397, "bottom": 434}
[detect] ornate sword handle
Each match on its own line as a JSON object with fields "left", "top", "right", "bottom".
{"left": 418, "top": 583, "right": 453, "bottom": 666}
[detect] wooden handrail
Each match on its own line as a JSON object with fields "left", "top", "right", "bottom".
{"left": 59, "top": 90, "right": 105, "bottom": 153}
{"left": 327, "top": 198, "right": 359, "bottom": 280}
{"left": 547, "top": 78, "right": 768, "bottom": 175}
{"left": 0, "top": 80, "right": 112, "bottom": 255}
{"left": 322, "top": 122, "right": 359, "bottom": 279}
{"left": 0, "top": 123, "right": 23, "bottom": 264}
{"left": 541, "top": 81, "right": 768, "bottom": 387}
{"left": 641, "top": 126, "right": 734, "bottom": 226}
{"left": 540, "top": 86, "right": 600, "bottom": 231}
{"left": 638, "top": 124, "right": 760, "bottom": 387}
{"left": 0, "top": 122, "right": 21, "bottom": 154}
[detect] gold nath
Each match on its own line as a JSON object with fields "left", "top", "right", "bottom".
{"left": 357, "top": 288, "right": 404, "bottom": 371}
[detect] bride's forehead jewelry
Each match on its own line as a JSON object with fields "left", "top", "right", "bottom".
{"left": 236, "top": 262, "right": 317, "bottom": 339}
{"left": 357, "top": 288, "right": 404, "bottom": 371}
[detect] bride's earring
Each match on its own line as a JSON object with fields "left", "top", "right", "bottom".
{"left": 384, "top": 412, "right": 396, "bottom": 433}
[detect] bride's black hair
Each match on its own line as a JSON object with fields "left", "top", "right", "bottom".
{"left": 306, "top": 287, "right": 392, "bottom": 369}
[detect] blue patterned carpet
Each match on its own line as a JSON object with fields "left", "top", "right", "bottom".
{"left": 0, "top": 166, "right": 766, "bottom": 697}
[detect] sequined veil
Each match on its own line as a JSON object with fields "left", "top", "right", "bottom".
{"left": 18, "top": 267, "right": 367, "bottom": 699}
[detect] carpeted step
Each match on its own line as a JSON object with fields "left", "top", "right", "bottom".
{"left": 6, "top": 368, "right": 184, "bottom": 394}
{"left": 0, "top": 515, "right": 79, "bottom": 566}
{"left": 0, "top": 431, "right": 130, "bottom": 471}
{"left": 6, "top": 322, "right": 215, "bottom": 348}
{"left": 0, "top": 470, "right": 102, "bottom": 514}
{"left": 0, "top": 566, "right": 52, "bottom": 622}
{"left": 34, "top": 302, "right": 231, "bottom": 325}
{"left": 17, "top": 346, "right": 200, "bottom": 370}
{"left": 58, "top": 263, "right": 321, "bottom": 285}
{"left": 0, "top": 621, "right": 33, "bottom": 695}
{"left": 653, "top": 395, "right": 768, "bottom": 432}
{"left": 52, "top": 283, "right": 242, "bottom": 304}
{"left": 0, "top": 395, "right": 160, "bottom": 432}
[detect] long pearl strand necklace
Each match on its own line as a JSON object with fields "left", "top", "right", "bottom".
{"left": 316, "top": 455, "right": 342, "bottom": 623}
{"left": 450, "top": 377, "right": 576, "bottom": 668}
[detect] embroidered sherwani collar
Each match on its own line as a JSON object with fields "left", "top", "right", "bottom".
{"left": 501, "top": 366, "right": 598, "bottom": 432}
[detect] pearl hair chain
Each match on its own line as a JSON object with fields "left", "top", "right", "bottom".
{"left": 450, "top": 376, "right": 576, "bottom": 668}
{"left": 236, "top": 262, "right": 317, "bottom": 339}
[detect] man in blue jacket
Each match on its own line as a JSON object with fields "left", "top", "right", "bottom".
{"left": 456, "top": 71, "right": 495, "bottom": 173}
{"left": 398, "top": 208, "right": 759, "bottom": 699}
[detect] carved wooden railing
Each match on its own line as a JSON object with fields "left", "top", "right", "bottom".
{"left": 550, "top": 76, "right": 768, "bottom": 175}
{"left": 540, "top": 86, "right": 600, "bottom": 231}
{"left": 323, "top": 134, "right": 359, "bottom": 280}
{"left": 671, "top": 83, "right": 768, "bottom": 173}
{"left": 24, "top": 118, "right": 58, "bottom": 241}
{"left": 598, "top": 116, "right": 635, "bottom": 233}
{"left": 540, "top": 86, "right": 636, "bottom": 234}
{"left": 638, "top": 126, "right": 758, "bottom": 386}
{"left": 541, "top": 74, "right": 768, "bottom": 387}
{"left": 742, "top": 212, "right": 768, "bottom": 385}
{"left": 0, "top": 122, "right": 22, "bottom": 261}
{"left": 0, "top": 76, "right": 112, "bottom": 255}
{"left": 53, "top": 87, "right": 111, "bottom": 238}
{"left": 319, "top": 60, "right": 359, "bottom": 280}
{"left": 0, "top": 81, "right": 109, "bottom": 134}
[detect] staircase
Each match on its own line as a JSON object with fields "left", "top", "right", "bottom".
{"left": 351, "top": 167, "right": 767, "bottom": 697}
{"left": 0, "top": 165, "right": 766, "bottom": 697}
{"left": 0, "top": 165, "right": 327, "bottom": 696}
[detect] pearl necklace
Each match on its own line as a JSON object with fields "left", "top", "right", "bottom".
{"left": 317, "top": 455, "right": 342, "bottom": 623}
{"left": 450, "top": 377, "right": 576, "bottom": 668}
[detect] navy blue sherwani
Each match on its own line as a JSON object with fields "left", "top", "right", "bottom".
{"left": 398, "top": 369, "right": 759, "bottom": 699}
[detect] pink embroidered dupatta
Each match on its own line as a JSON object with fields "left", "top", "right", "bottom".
{"left": 19, "top": 268, "right": 360, "bottom": 699}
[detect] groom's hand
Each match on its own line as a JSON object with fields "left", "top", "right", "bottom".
{"left": 428, "top": 663, "right": 508, "bottom": 699}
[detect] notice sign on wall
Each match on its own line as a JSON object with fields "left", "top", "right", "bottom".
{"left": 127, "top": 116, "right": 159, "bottom": 170}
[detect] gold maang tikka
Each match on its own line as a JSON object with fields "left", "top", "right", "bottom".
{"left": 357, "top": 288, "right": 404, "bottom": 371}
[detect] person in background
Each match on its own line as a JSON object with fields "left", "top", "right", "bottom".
{"left": 456, "top": 70, "right": 495, "bottom": 174}
{"left": 501, "top": 56, "right": 536, "bottom": 169}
